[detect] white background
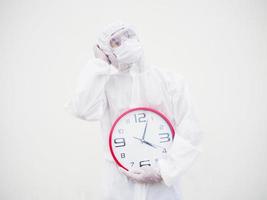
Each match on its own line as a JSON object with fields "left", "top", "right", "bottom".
{"left": 1, "top": 0, "right": 267, "bottom": 199}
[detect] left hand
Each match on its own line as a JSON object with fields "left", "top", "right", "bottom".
{"left": 119, "top": 166, "right": 162, "bottom": 184}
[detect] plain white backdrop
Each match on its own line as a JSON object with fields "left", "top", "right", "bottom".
{"left": 1, "top": 0, "right": 267, "bottom": 199}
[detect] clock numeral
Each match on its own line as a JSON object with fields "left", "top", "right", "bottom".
{"left": 121, "top": 153, "right": 125, "bottom": 158}
{"left": 139, "top": 160, "right": 151, "bottom": 167}
{"left": 118, "top": 129, "right": 124, "bottom": 134}
{"left": 114, "top": 138, "right": 126, "bottom": 147}
{"left": 159, "top": 132, "right": 171, "bottom": 143}
{"left": 162, "top": 148, "right": 167, "bottom": 153}
{"left": 159, "top": 124, "right": 164, "bottom": 130}
{"left": 134, "top": 113, "right": 147, "bottom": 123}
{"left": 130, "top": 161, "right": 134, "bottom": 167}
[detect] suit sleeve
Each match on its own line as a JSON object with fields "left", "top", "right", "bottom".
{"left": 64, "top": 58, "right": 118, "bottom": 121}
{"left": 158, "top": 75, "right": 203, "bottom": 187}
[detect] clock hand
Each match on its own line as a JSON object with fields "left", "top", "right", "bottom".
{"left": 133, "top": 136, "right": 143, "bottom": 143}
{"left": 143, "top": 140, "right": 165, "bottom": 149}
{"left": 141, "top": 120, "right": 148, "bottom": 141}
{"left": 142, "top": 140, "right": 157, "bottom": 149}
{"left": 133, "top": 137, "right": 157, "bottom": 148}
{"left": 133, "top": 136, "right": 164, "bottom": 149}
{"left": 133, "top": 137, "right": 157, "bottom": 149}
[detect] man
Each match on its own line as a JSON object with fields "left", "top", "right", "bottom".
{"left": 65, "top": 21, "right": 202, "bottom": 200}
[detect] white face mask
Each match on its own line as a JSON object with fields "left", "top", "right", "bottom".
{"left": 112, "top": 39, "right": 143, "bottom": 65}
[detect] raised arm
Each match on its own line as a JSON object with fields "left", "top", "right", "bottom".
{"left": 64, "top": 46, "right": 118, "bottom": 121}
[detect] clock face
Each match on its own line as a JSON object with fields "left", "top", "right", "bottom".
{"left": 109, "top": 107, "right": 175, "bottom": 171}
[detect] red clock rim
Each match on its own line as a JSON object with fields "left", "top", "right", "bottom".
{"left": 108, "top": 107, "right": 175, "bottom": 171}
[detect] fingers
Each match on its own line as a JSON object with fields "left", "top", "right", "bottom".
{"left": 93, "top": 44, "right": 109, "bottom": 63}
{"left": 118, "top": 167, "right": 162, "bottom": 184}
{"left": 130, "top": 168, "right": 144, "bottom": 174}
{"left": 118, "top": 167, "right": 144, "bottom": 182}
{"left": 122, "top": 168, "right": 143, "bottom": 177}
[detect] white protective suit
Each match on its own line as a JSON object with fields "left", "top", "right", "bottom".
{"left": 65, "top": 22, "right": 202, "bottom": 200}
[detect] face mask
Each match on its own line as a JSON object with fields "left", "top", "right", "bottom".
{"left": 112, "top": 39, "right": 143, "bottom": 65}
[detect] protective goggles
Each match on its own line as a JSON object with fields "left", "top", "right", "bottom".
{"left": 109, "top": 28, "right": 137, "bottom": 48}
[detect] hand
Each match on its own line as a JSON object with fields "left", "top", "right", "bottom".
{"left": 93, "top": 45, "right": 110, "bottom": 64}
{"left": 119, "top": 166, "right": 162, "bottom": 184}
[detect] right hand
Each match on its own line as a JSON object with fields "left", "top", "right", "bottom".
{"left": 93, "top": 45, "right": 110, "bottom": 64}
{"left": 119, "top": 166, "right": 162, "bottom": 184}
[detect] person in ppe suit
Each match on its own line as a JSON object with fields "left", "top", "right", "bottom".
{"left": 64, "top": 21, "right": 202, "bottom": 200}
